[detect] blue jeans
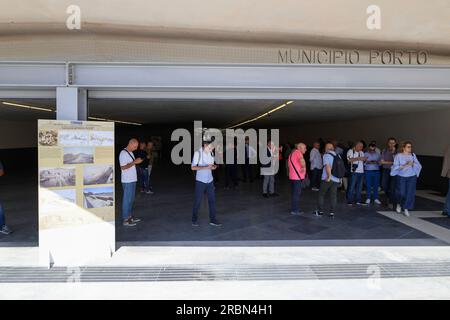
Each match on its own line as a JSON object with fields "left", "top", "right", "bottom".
{"left": 347, "top": 172, "right": 364, "bottom": 203}
{"left": 365, "top": 170, "right": 380, "bottom": 200}
{"left": 290, "top": 180, "right": 302, "bottom": 213}
{"left": 0, "top": 202, "right": 5, "bottom": 228}
{"left": 138, "top": 167, "right": 149, "bottom": 191}
{"left": 445, "top": 178, "right": 450, "bottom": 215}
{"left": 382, "top": 168, "right": 397, "bottom": 203}
{"left": 192, "top": 181, "right": 217, "bottom": 223}
{"left": 122, "top": 182, "right": 136, "bottom": 220}
{"left": 396, "top": 176, "right": 417, "bottom": 210}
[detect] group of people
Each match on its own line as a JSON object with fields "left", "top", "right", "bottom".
{"left": 1, "top": 137, "right": 448, "bottom": 236}
{"left": 184, "top": 137, "right": 450, "bottom": 227}
{"left": 114, "top": 137, "right": 450, "bottom": 229}
{"left": 288, "top": 138, "right": 426, "bottom": 217}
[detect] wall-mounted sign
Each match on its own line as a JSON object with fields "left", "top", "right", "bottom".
{"left": 38, "top": 119, "right": 115, "bottom": 266}
{"left": 278, "top": 49, "right": 429, "bottom": 65}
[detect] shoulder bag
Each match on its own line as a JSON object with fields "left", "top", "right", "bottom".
{"left": 289, "top": 152, "right": 310, "bottom": 189}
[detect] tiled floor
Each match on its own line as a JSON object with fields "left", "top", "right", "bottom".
{"left": 422, "top": 217, "right": 450, "bottom": 230}
{"left": 0, "top": 164, "right": 447, "bottom": 246}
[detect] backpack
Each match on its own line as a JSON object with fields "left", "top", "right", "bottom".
{"left": 328, "top": 152, "right": 346, "bottom": 179}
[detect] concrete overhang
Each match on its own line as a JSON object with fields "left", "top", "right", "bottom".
{"left": 1, "top": 0, "right": 450, "bottom": 55}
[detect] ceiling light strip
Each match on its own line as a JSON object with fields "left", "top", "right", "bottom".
{"left": 227, "top": 100, "right": 294, "bottom": 129}
{"left": 1, "top": 101, "right": 54, "bottom": 112}
{"left": 2, "top": 101, "right": 142, "bottom": 126}
{"left": 88, "top": 116, "right": 142, "bottom": 126}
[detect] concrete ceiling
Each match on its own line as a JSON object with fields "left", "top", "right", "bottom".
{"left": 1, "top": 0, "right": 450, "bottom": 54}
{"left": 0, "top": 98, "right": 449, "bottom": 128}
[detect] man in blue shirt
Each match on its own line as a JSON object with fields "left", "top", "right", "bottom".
{"left": 191, "top": 140, "right": 222, "bottom": 227}
{"left": 314, "top": 142, "right": 342, "bottom": 217}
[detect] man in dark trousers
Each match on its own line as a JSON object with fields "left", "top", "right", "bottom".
{"left": 0, "top": 160, "right": 12, "bottom": 235}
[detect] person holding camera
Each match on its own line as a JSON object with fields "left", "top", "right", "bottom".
{"left": 346, "top": 141, "right": 367, "bottom": 206}
{"left": 191, "top": 140, "right": 222, "bottom": 227}
{"left": 364, "top": 142, "right": 382, "bottom": 205}
{"left": 391, "top": 141, "right": 422, "bottom": 217}
{"left": 119, "top": 139, "right": 143, "bottom": 227}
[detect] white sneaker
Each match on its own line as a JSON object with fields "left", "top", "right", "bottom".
{"left": 396, "top": 204, "right": 402, "bottom": 213}
{"left": 365, "top": 199, "right": 371, "bottom": 205}
{"left": 374, "top": 199, "right": 382, "bottom": 205}
{"left": 356, "top": 202, "right": 367, "bottom": 206}
{"left": 0, "top": 225, "right": 12, "bottom": 235}
{"left": 404, "top": 209, "right": 410, "bottom": 217}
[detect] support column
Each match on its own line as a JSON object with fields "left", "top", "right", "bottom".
{"left": 56, "top": 87, "right": 88, "bottom": 120}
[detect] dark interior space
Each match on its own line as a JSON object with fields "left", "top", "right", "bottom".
{"left": 0, "top": 98, "right": 448, "bottom": 246}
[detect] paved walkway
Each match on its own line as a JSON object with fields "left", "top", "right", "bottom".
{"left": 1, "top": 246, "right": 450, "bottom": 299}
{"left": 1, "top": 164, "right": 450, "bottom": 299}
{"left": 0, "top": 165, "right": 449, "bottom": 246}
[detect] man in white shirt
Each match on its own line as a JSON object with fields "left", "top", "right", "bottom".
{"left": 119, "top": 139, "right": 143, "bottom": 226}
{"left": 309, "top": 141, "right": 323, "bottom": 191}
{"left": 346, "top": 141, "right": 368, "bottom": 206}
{"left": 260, "top": 140, "right": 279, "bottom": 198}
{"left": 191, "top": 140, "right": 222, "bottom": 227}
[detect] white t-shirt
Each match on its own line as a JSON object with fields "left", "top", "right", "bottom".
{"left": 192, "top": 148, "right": 214, "bottom": 183}
{"left": 260, "top": 147, "right": 278, "bottom": 176}
{"left": 309, "top": 148, "right": 323, "bottom": 170}
{"left": 119, "top": 149, "right": 137, "bottom": 183}
{"left": 347, "top": 149, "right": 364, "bottom": 173}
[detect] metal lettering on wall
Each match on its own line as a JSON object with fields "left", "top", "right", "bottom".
{"left": 278, "top": 49, "right": 429, "bottom": 65}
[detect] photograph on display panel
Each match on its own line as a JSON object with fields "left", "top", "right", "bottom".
{"left": 38, "top": 130, "right": 58, "bottom": 146}
{"left": 89, "top": 131, "right": 114, "bottom": 146}
{"left": 83, "top": 165, "right": 114, "bottom": 185}
{"left": 39, "top": 167, "right": 76, "bottom": 188}
{"left": 63, "top": 147, "right": 94, "bottom": 164}
{"left": 59, "top": 130, "right": 89, "bottom": 146}
{"left": 39, "top": 188, "right": 77, "bottom": 212}
{"left": 83, "top": 186, "right": 114, "bottom": 209}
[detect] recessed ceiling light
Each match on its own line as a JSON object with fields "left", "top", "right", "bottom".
{"left": 1, "top": 101, "right": 54, "bottom": 112}
{"left": 227, "top": 100, "right": 295, "bottom": 129}
{"left": 88, "top": 116, "right": 142, "bottom": 126}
